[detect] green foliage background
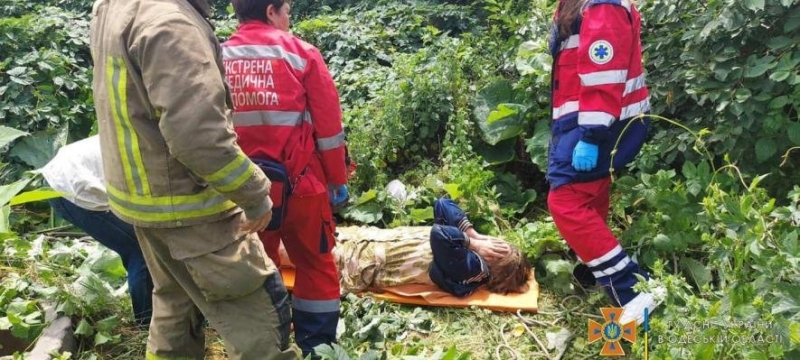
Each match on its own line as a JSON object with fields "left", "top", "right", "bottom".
{"left": 1, "top": 0, "right": 798, "bottom": 359}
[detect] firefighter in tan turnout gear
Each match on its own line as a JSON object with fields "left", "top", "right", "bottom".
{"left": 89, "top": 0, "right": 301, "bottom": 358}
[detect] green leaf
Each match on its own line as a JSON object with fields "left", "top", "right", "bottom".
{"left": 314, "top": 343, "right": 352, "bottom": 360}
{"left": 525, "top": 119, "right": 551, "bottom": 169}
{"left": 94, "top": 332, "right": 113, "bottom": 346}
{"left": 767, "top": 36, "right": 793, "bottom": 51}
{"left": 744, "top": 61, "right": 773, "bottom": 78}
{"left": 10, "top": 189, "right": 62, "bottom": 206}
{"left": 679, "top": 258, "right": 712, "bottom": 288}
{"left": 768, "top": 96, "right": 789, "bottom": 109}
{"left": 472, "top": 79, "right": 529, "bottom": 145}
{"left": 744, "top": 350, "right": 769, "bottom": 360}
{"left": 9, "top": 128, "right": 69, "bottom": 169}
{"left": 743, "top": 0, "right": 765, "bottom": 11}
{"left": 734, "top": 88, "right": 752, "bottom": 103}
{"left": 543, "top": 258, "right": 573, "bottom": 276}
{"left": 0, "top": 178, "right": 34, "bottom": 208}
{"left": 74, "top": 318, "right": 94, "bottom": 337}
{"left": 770, "top": 70, "right": 791, "bottom": 82}
{"left": 342, "top": 202, "right": 384, "bottom": 224}
{"left": 474, "top": 138, "right": 515, "bottom": 165}
{"left": 0, "top": 126, "right": 29, "bottom": 149}
{"left": 652, "top": 234, "right": 673, "bottom": 251}
{"left": 754, "top": 137, "right": 777, "bottom": 163}
{"left": 354, "top": 190, "right": 378, "bottom": 206}
{"left": 0, "top": 205, "right": 10, "bottom": 234}
{"left": 409, "top": 207, "right": 434, "bottom": 222}
{"left": 788, "top": 123, "right": 800, "bottom": 145}
{"left": 442, "top": 184, "right": 463, "bottom": 200}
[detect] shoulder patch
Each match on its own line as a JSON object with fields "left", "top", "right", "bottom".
{"left": 589, "top": 40, "right": 614, "bottom": 65}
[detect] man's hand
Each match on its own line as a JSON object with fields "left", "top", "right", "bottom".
{"left": 469, "top": 238, "right": 511, "bottom": 261}
{"left": 240, "top": 210, "right": 272, "bottom": 234}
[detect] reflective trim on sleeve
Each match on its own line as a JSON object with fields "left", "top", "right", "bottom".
{"left": 292, "top": 297, "right": 340, "bottom": 313}
{"left": 107, "top": 183, "right": 236, "bottom": 223}
{"left": 222, "top": 45, "right": 307, "bottom": 72}
{"left": 620, "top": 98, "right": 651, "bottom": 119}
{"left": 560, "top": 35, "right": 579, "bottom": 51}
{"left": 316, "top": 131, "right": 345, "bottom": 151}
{"left": 204, "top": 154, "right": 258, "bottom": 193}
{"left": 552, "top": 101, "right": 579, "bottom": 119}
{"left": 579, "top": 70, "right": 628, "bottom": 86}
{"left": 232, "top": 110, "right": 305, "bottom": 127}
{"left": 107, "top": 57, "right": 151, "bottom": 196}
{"left": 622, "top": 73, "right": 647, "bottom": 97}
{"left": 578, "top": 111, "right": 615, "bottom": 126}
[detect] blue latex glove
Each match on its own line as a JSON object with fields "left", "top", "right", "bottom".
{"left": 572, "top": 140, "right": 599, "bottom": 172}
{"left": 329, "top": 184, "right": 349, "bottom": 205}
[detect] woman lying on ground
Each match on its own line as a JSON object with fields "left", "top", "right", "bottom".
{"left": 278, "top": 198, "right": 532, "bottom": 297}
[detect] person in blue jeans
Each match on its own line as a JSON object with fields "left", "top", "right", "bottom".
{"left": 41, "top": 136, "right": 153, "bottom": 326}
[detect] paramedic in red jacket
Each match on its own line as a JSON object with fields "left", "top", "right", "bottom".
{"left": 547, "top": 0, "right": 662, "bottom": 326}
{"left": 223, "top": 0, "right": 348, "bottom": 355}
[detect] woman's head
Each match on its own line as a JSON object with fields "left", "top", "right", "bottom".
{"left": 484, "top": 245, "right": 532, "bottom": 294}
{"left": 231, "top": 0, "right": 292, "bottom": 31}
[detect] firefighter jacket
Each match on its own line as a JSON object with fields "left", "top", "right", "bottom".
{"left": 547, "top": 0, "right": 651, "bottom": 189}
{"left": 89, "top": 0, "right": 273, "bottom": 228}
{"left": 222, "top": 22, "right": 348, "bottom": 197}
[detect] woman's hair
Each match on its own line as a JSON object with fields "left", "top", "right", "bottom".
{"left": 555, "top": 0, "right": 637, "bottom": 38}
{"left": 231, "top": 0, "right": 288, "bottom": 24}
{"left": 555, "top": 0, "right": 588, "bottom": 38}
{"left": 485, "top": 246, "right": 532, "bottom": 294}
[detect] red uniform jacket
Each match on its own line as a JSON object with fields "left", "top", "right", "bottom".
{"left": 552, "top": 0, "right": 649, "bottom": 131}
{"left": 222, "top": 22, "right": 347, "bottom": 196}
{"left": 547, "top": 0, "right": 651, "bottom": 189}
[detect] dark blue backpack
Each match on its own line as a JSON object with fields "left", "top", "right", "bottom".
{"left": 251, "top": 158, "right": 293, "bottom": 231}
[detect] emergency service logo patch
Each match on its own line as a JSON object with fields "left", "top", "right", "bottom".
{"left": 589, "top": 40, "right": 614, "bottom": 65}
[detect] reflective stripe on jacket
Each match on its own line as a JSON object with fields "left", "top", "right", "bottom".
{"left": 222, "top": 22, "right": 347, "bottom": 196}
{"left": 90, "top": 0, "right": 272, "bottom": 227}
{"left": 547, "top": 0, "right": 650, "bottom": 189}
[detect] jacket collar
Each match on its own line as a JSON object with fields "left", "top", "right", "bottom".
{"left": 238, "top": 21, "right": 279, "bottom": 31}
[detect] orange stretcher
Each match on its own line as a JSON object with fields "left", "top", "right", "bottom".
{"left": 279, "top": 267, "right": 538, "bottom": 313}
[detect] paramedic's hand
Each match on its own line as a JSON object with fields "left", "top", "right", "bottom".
{"left": 241, "top": 210, "right": 272, "bottom": 234}
{"left": 572, "top": 140, "right": 599, "bottom": 172}
{"left": 329, "top": 184, "right": 349, "bottom": 206}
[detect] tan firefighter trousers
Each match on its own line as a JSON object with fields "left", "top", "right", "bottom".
{"left": 134, "top": 212, "right": 301, "bottom": 360}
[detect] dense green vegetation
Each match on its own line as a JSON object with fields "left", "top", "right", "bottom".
{"left": 1, "top": 0, "right": 798, "bottom": 359}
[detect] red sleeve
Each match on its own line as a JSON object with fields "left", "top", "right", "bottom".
{"left": 303, "top": 47, "right": 348, "bottom": 186}
{"left": 577, "top": 4, "right": 633, "bottom": 131}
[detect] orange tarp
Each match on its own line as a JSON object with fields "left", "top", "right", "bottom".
{"left": 279, "top": 267, "right": 538, "bottom": 313}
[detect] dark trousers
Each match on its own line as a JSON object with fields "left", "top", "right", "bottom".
{"left": 49, "top": 198, "right": 153, "bottom": 326}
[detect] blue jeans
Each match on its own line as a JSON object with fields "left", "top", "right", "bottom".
{"left": 49, "top": 198, "right": 153, "bottom": 326}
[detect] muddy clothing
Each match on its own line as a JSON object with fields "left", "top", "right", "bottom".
{"left": 333, "top": 198, "right": 489, "bottom": 297}
{"left": 90, "top": 0, "right": 299, "bottom": 358}
{"left": 334, "top": 226, "right": 435, "bottom": 293}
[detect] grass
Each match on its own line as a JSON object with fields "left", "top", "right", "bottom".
{"left": 129, "top": 287, "right": 624, "bottom": 360}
